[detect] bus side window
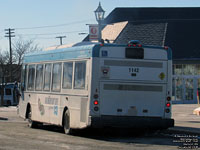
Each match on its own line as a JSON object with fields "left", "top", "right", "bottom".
{"left": 35, "top": 64, "right": 43, "bottom": 91}
{"left": 43, "top": 64, "right": 52, "bottom": 91}
{"left": 21, "top": 65, "right": 27, "bottom": 91}
{"left": 74, "top": 61, "right": 86, "bottom": 89}
{"left": 27, "top": 65, "right": 35, "bottom": 91}
{"left": 52, "top": 63, "right": 62, "bottom": 92}
{"left": 62, "top": 62, "right": 73, "bottom": 89}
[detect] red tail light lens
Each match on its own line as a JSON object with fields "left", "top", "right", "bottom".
{"left": 94, "top": 100, "right": 98, "bottom": 105}
{"left": 164, "top": 46, "right": 169, "bottom": 50}
{"left": 166, "top": 102, "right": 171, "bottom": 107}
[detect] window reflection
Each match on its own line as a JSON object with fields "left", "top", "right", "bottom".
{"left": 173, "top": 64, "right": 200, "bottom": 75}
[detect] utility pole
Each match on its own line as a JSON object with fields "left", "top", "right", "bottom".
{"left": 56, "top": 36, "right": 66, "bottom": 45}
{"left": 5, "top": 28, "right": 15, "bottom": 82}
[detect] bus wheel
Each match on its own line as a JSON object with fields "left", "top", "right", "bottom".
{"left": 27, "top": 107, "right": 38, "bottom": 128}
{"left": 63, "top": 110, "right": 72, "bottom": 134}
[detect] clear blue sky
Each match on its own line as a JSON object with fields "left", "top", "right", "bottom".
{"left": 1, "top": 0, "right": 200, "bottom": 51}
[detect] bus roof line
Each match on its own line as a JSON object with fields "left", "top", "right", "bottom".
{"left": 23, "top": 43, "right": 172, "bottom": 63}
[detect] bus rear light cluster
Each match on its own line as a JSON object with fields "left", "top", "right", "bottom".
{"left": 128, "top": 44, "right": 142, "bottom": 47}
{"left": 93, "top": 99, "right": 99, "bottom": 111}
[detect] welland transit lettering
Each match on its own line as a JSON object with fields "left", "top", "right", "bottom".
{"left": 45, "top": 97, "right": 58, "bottom": 105}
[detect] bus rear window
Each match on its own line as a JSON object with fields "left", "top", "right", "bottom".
{"left": 125, "top": 47, "right": 144, "bottom": 59}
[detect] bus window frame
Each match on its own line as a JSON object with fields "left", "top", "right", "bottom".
{"left": 62, "top": 61, "right": 73, "bottom": 90}
{"left": 35, "top": 64, "right": 44, "bottom": 91}
{"left": 21, "top": 64, "right": 27, "bottom": 91}
{"left": 74, "top": 61, "right": 87, "bottom": 90}
{"left": 51, "top": 62, "right": 62, "bottom": 92}
{"left": 43, "top": 63, "right": 52, "bottom": 92}
{"left": 27, "top": 64, "right": 36, "bottom": 91}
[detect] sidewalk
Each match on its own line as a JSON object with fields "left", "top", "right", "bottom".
{"left": 169, "top": 104, "right": 200, "bottom": 135}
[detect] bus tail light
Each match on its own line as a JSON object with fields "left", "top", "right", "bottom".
{"left": 164, "top": 46, "right": 169, "bottom": 50}
{"left": 94, "top": 100, "right": 99, "bottom": 105}
{"left": 127, "top": 40, "right": 142, "bottom": 47}
{"left": 94, "top": 100, "right": 99, "bottom": 111}
{"left": 166, "top": 102, "right": 171, "bottom": 107}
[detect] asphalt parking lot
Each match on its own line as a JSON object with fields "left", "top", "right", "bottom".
{"left": 0, "top": 104, "right": 199, "bottom": 150}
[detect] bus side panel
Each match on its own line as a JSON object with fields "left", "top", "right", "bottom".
{"left": 18, "top": 93, "right": 29, "bottom": 119}
{"left": 60, "top": 95, "right": 89, "bottom": 128}
{"left": 29, "top": 93, "right": 50, "bottom": 123}
{"left": 60, "top": 59, "right": 91, "bottom": 128}
{"left": 89, "top": 57, "right": 101, "bottom": 117}
{"left": 165, "top": 60, "right": 172, "bottom": 118}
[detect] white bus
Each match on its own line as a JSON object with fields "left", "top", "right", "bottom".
{"left": 18, "top": 41, "right": 174, "bottom": 134}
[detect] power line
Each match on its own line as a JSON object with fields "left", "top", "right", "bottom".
{"left": 15, "top": 30, "right": 88, "bottom": 36}
{"left": 15, "top": 19, "right": 94, "bottom": 30}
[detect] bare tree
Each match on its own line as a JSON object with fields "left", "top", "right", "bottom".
{"left": 0, "top": 38, "right": 41, "bottom": 106}
{"left": 12, "top": 38, "right": 41, "bottom": 82}
{"left": 13, "top": 38, "right": 41, "bottom": 65}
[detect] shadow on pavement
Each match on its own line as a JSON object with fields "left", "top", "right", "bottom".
{"left": 0, "top": 117, "right": 8, "bottom": 120}
{"left": 33, "top": 124, "right": 184, "bottom": 147}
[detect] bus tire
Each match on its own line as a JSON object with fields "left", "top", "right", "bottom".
{"left": 27, "top": 106, "right": 38, "bottom": 128}
{"left": 63, "top": 110, "right": 72, "bottom": 134}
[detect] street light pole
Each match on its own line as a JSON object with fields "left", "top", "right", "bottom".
{"left": 98, "top": 20, "right": 102, "bottom": 42}
{"left": 94, "top": 2, "right": 105, "bottom": 42}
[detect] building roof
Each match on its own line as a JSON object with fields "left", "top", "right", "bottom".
{"left": 105, "top": 7, "right": 200, "bottom": 24}
{"left": 103, "top": 7, "right": 200, "bottom": 60}
{"left": 102, "top": 21, "right": 128, "bottom": 42}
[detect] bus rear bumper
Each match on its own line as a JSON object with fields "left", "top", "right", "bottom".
{"left": 91, "top": 115, "right": 174, "bottom": 129}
